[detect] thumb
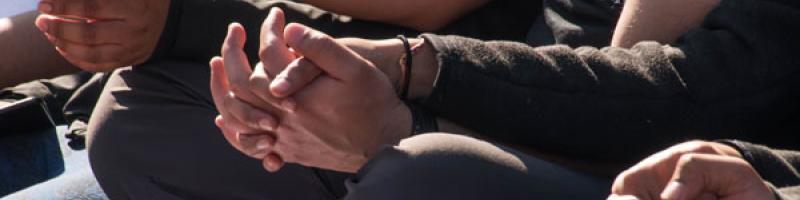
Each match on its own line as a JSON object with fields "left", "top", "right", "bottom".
{"left": 259, "top": 7, "right": 294, "bottom": 77}
{"left": 284, "top": 23, "right": 367, "bottom": 80}
{"left": 661, "top": 154, "right": 760, "bottom": 200}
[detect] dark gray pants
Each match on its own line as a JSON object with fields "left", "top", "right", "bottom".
{"left": 346, "top": 133, "right": 611, "bottom": 200}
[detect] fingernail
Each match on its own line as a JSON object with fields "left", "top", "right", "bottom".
{"left": 256, "top": 139, "right": 272, "bottom": 150}
{"left": 270, "top": 78, "right": 290, "bottom": 96}
{"left": 661, "top": 181, "right": 686, "bottom": 200}
{"left": 259, "top": 118, "right": 275, "bottom": 131}
{"left": 38, "top": 2, "right": 53, "bottom": 13}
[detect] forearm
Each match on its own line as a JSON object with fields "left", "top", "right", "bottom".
{"left": 302, "top": 0, "right": 491, "bottom": 31}
{"left": 406, "top": 14, "right": 798, "bottom": 161}
{"left": 0, "top": 11, "right": 77, "bottom": 88}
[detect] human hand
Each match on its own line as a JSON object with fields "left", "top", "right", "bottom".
{"left": 209, "top": 11, "right": 289, "bottom": 172}
{"left": 34, "top": 0, "right": 170, "bottom": 72}
{"left": 209, "top": 8, "right": 312, "bottom": 172}
{"left": 609, "top": 141, "right": 775, "bottom": 200}
{"left": 212, "top": 16, "right": 411, "bottom": 173}
{"left": 265, "top": 23, "right": 412, "bottom": 173}
{"left": 211, "top": 7, "right": 413, "bottom": 173}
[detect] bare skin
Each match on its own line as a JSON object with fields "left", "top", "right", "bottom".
{"left": 212, "top": 8, "right": 445, "bottom": 173}
{"left": 608, "top": 141, "right": 774, "bottom": 200}
{"left": 212, "top": 20, "right": 411, "bottom": 173}
{"left": 27, "top": 0, "right": 486, "bottom": 73}
{"left": 34, "top": 0, "right": 171, "bottom": 72}
{"left": 611, "top": 0, "right": 721, "bottom": 48}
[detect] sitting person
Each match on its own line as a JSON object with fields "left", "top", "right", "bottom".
{"left": 18, "top": 0, "right": 800, "bottom": 199}
{"left": 609, "top": 140, "right": 800, "bottom": 200}
{"left": 32, "top": 0, "right": 542, "bottom": 198}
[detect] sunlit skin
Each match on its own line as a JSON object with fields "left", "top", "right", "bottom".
{"left": 211, "top": 8, "right": 413, "bottom": 173}
{"left": 608, "top": 141, "right": 774, "bottom": 200}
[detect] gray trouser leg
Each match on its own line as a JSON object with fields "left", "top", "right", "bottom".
{"left": 87, "top": 62, "right": 349, "bottom": 199}
{"left": 344, "top": 133, "right": 611, "bottom": 200}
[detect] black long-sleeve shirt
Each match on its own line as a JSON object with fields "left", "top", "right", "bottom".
{"left": 417, "top": 0, "right": 800, "bottom": 165}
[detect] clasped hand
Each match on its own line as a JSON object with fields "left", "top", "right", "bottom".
{"left": 210, "top": 8, "right": 411, "bottom": 173}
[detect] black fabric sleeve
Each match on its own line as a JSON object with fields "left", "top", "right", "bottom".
{"left": 720, "top": 140, "right": 800, "bottom": 189}
{"left": 418, "top": 0, "right": 800, "bottom": 163}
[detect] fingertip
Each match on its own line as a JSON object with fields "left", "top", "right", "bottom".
{"left": 270, "top": 7, "right": 284, "bottom": 16}
{"left": 283, "top": 23, "right": 308, "bottom": 45}
{"left": 226, "top": 22, "right": 247, "bottom": 47}
{"left": 34, "top": 15, "right": 50, "bottom": 33}
{"left": 214, "top": 115, "right": 224, "bottom": 127}
{"left": 263, "top": 153, "right": 284, "bottom": 172}
{"left": 660, "top": 181, "right": 687, "bottom": 200}
{"left": 269, "top": 77, "right": 291, "bottom": 97}
{"left": 228, "top": 22, "right": 244, "bottom": 31}
{"left": 268, "top": 7, "right": 286, "bottom": 23}
{"left": 210, "top": 56, "right": 223, "bottom": 68}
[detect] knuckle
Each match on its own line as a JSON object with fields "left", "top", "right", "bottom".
{"left": 677, "top": 154, "right": 702, "bottom": 167}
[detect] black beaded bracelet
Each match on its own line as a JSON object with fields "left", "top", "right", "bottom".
{"left": 396, "top": 35, "right": 413, "bottom": 100}
{"left": 405, "top": 101, "right": 438, "bottom": 135}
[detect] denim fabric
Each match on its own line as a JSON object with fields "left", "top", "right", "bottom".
{"left": 0, "top": 100, "right": 63, "bottom": 196}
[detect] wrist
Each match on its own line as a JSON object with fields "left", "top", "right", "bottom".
{"left": 386, "top": 103, "right": 413, "bottom": 145}
{"left": 711, "top": 142, "right": 744, "bottom": 158}
{"left": 379, "top": 37, "right": 437, "bottom": 100}
{"left": 340, "top": 38, "right": 407, "bottom": 93}
{"left": 341, "top": 36, "right": 438, "bottom": 100}
{"left": 406, "top": 38, "right": 437, "bottom": 100}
